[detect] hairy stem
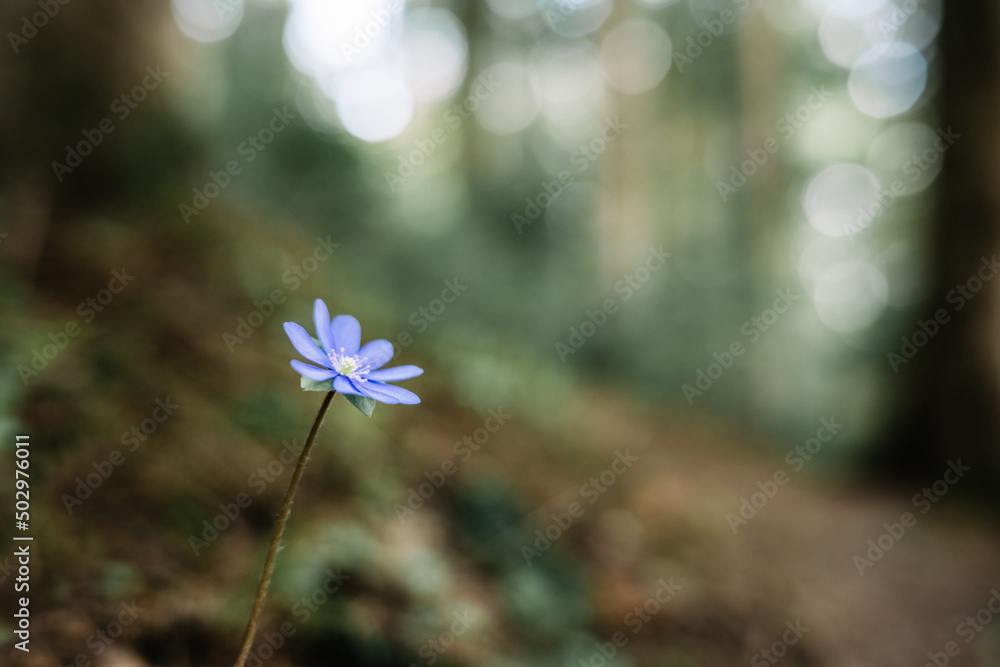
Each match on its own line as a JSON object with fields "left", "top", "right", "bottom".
{"left": 233, "top": 390, "right": 336, "bottom": 667}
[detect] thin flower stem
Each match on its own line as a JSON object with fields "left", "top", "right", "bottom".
{"left": 233, "top": 390, "right": 336, "bottom": 667}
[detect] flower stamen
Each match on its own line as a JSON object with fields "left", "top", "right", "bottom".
{"left": 328, "top": 346, "right": 370, "bottom": 381}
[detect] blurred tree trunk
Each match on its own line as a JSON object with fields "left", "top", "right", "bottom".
{"left": 870, "top": 0, "right": 1000, "bottom": 499}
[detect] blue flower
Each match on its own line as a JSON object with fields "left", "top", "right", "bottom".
{"left": 284, "top": 299, "right": 422, "bottom": 405}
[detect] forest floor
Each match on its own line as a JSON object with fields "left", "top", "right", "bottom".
{"left": 4, "top": 382, "right": 1000, "bottom": 667}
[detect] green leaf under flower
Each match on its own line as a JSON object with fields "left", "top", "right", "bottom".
{"left": 300, "top": 376, "right": 334, "bottom": 392}
{"left": 343, "top": 393, "right": 376, "bottom": 418}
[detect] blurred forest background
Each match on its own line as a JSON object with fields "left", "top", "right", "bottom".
{"left": 3, "top": 0, "right": 1000, "bottom": 665}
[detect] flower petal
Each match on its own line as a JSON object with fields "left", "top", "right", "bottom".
{"left": 333, "top": 375, "right": 367, "bottom": 396}
{"left": 358, "top": 339, "right": 394, "bottom": 369}
{"left": 363, "top": 381, "right": 420, "bottom": 405}
{"left": 354, "top": 380, "right": 400, "bottom": 404}
{"left": 313, "top": 299, "right": 335, "bottom": 354}
{"left": 331, "top": 315, "right": 361, "bottom": 355}
{"left": 291, "top": 360, "right": 337, "bottom": 381}
{"left": 367, "top": 365, "right": 423, "bottom": 382}
{"left": 284, "top": 322, "right": 331, "bottom": 368}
